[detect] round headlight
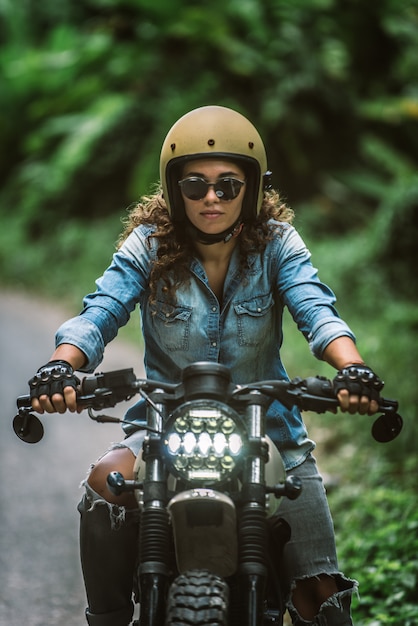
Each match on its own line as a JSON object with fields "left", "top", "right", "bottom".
{"left": 163, "top": 400, "right": 246, "bottom": 485}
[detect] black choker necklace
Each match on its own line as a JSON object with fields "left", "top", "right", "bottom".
{"left": 184, "top": 216, "right": 243, "bottom": 245}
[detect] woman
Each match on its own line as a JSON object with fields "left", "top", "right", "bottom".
{"left": 29, "top": 105, "right": 383, "bottom": 625}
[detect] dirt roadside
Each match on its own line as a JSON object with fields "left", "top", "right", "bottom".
{"left": 0, "top": 289, "right": 144, "bottom": 626}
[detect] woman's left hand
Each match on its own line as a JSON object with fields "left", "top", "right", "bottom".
{"left": 333, "top": 364, "right": 384, "bottom": 415}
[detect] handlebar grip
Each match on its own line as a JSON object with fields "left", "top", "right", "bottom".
{"left": 17, "top": 395, "right": 32, "bottom": 410}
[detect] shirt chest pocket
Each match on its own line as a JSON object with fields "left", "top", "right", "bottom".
{"left": 233, "top": 294, "right": 274, "bottom": 347}
{"left": 153, "top": 303, "right": 192, "bottom": 351}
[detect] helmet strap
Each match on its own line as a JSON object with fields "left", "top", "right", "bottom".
{"left": 184, "top": 215, "right": 243, "bottom": 245}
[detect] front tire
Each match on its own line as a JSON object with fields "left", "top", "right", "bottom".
{"left": 165, "top": 569, "right": 229, "bottom": 625}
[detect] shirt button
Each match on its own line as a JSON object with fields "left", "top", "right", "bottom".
{"left": 257, "top": 307, "right": 262, "bottom": 312}
{"left": 212, "top": 342, "right": 217, "bottom": 347}
{"left": 212, "top": 306, "right": 217, "bottom": 312}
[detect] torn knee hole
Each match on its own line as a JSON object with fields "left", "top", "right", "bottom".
{"left": 85, "top": 448, "right": 137, "bottom": 508}
{"left": 79, "top": 482, "right": 139, "bottom": 530}
{"left": 292, "top": 574, "right": 339, "bottom": 608}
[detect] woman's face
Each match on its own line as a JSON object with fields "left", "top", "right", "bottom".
{"left": 179, "top": 159, "right": 245, "bottom": 236}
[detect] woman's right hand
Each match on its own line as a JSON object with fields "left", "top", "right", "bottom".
{"left": 29, "top": 360, "right": 80, "bottom": 414}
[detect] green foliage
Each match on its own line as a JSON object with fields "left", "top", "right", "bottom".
{"left": 1, "top": 0, "right": 418, "bottom": 224}
{"left": 329, "top": 486, "right": 418, "bottom": 625}
{"left": 0, "top": 4, "right": 417, "bottom": 616}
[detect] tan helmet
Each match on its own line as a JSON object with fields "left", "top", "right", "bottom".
{"left": 160, "top": 105, "right": 269, "bottom": 223}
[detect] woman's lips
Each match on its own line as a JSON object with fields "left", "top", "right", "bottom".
{"left": 200, "top": 210, "right": 224, "bottom": 220}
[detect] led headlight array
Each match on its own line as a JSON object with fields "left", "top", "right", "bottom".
{"left": 163, "top": 400, "right": 245, "bottom": 484}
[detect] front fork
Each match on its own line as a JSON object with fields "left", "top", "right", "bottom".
{"left": 237, "top": 392, "right": 269, "bottom": 626}
{"left": 138, "top": 390, "right": 170, "bottom": 626}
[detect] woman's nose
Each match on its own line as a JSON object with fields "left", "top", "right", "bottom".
{"left": 203, "top": 184, "right": 220, "bottom": 202}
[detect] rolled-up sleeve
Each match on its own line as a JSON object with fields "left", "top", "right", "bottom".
{"left": 56, "top": 316, "right": 106, "bottom": 372}
{"left": 306, "top": 315, "right": 356, "bottom": 359}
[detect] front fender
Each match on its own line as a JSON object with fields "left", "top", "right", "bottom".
{"left": 168, "top": 489, "right": 237, "bottom": 578}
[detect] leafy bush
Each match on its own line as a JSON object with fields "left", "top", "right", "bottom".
{"left": 330, "top": 485, "right": 418, "bottom": 625}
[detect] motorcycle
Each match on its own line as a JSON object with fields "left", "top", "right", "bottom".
{"left": 13, "top": 362, "right": 402, "bottom": 626}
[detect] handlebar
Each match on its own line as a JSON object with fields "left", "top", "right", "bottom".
{"left": 13, "top": 367, "right": 403, "bottom": 445}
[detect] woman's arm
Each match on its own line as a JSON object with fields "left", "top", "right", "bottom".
{"left": 322, "top": 335, "right": 364, "bottom": 370}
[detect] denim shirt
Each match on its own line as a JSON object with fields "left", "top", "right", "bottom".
{"left": 56, "top": 220, "right": 355, "bottom": 470}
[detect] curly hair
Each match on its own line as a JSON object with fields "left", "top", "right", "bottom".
{"left": 118, "top": 185, "right": 294, "bottom": 305}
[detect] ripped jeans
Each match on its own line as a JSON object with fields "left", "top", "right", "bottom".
{"left": 78, "top": 440, "right": 357, "bottom": 626}
{"left": 78, "top": 445, "right": 141, "bottom": 626}
{"left": 275, "top": 454, "right": 358, "bottom": 625}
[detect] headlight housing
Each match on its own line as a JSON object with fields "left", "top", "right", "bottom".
{"left": 162, "top": 400, "right": 246, "bottom": 485}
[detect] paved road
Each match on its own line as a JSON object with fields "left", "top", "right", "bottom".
{"left": 0, "top": 290, "right": 144, "bottom": 626}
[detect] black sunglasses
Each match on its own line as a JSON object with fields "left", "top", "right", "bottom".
{"left": 178, "top": 176, "right": 245, "bottom": 201}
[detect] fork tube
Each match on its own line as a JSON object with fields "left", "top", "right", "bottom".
{"left": 139, "top": 390, "right": 170, "bottom": 626}
{"left": 238, "top": 392, "right": 268, "bottom": 626}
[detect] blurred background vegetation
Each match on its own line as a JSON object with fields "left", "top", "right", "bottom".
{"left": 1, "top": 0, "right": 417, "bottom": 622}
